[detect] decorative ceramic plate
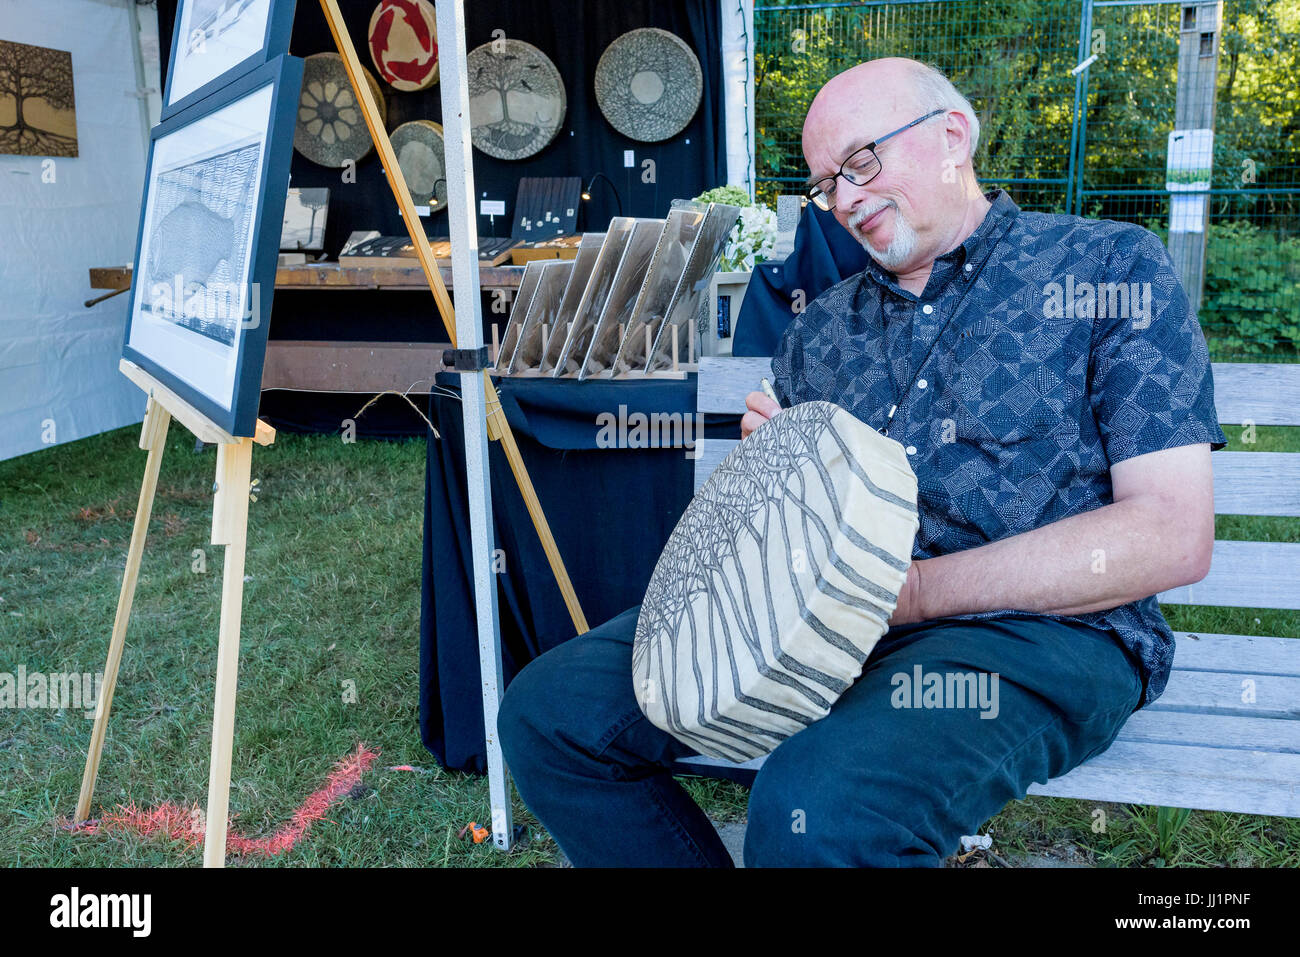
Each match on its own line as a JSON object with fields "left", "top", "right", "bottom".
{"left": 594, "top": 28, "right": 701, "bottom": 142}
{"left": 294, "top": 53, "right": 387, "bottom": 168}
{"left": 466, "top": 38, "right": 566, "bottom": 160}
{"left": 389, "top": 119, "right": 447, "bottom": 212}
{"left": 368, "top": 0, "right": 440, "bottom": 91}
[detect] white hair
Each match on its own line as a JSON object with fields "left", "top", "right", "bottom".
{"left": 912, "top": 62, "right": 980, "bottom": 165}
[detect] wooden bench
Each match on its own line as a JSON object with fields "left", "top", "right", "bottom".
{"left": 672, "top": 355, "right": 1300, "bottom": 819}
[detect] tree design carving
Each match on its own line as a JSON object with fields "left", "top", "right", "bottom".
{"left": 466, "top": 39, "right": 565, "bottom": 161}
{"left": 594, "top": 28, "right": 701, "bottom": 143}
{"left": 0, "top": 40, "right": 77, "bottom": 157}
{"left": 633, "top": 401, "right": 919, "bottom": 761}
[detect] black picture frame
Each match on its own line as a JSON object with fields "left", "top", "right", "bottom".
{"left": 160, "top": 0, "right": 298, "bottom": 122}
{"left": 122, "top": 55, "right": 304, "bottom": 438}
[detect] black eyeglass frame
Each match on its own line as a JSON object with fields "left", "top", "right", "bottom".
{"left": 806, "top": 108, "right": 947, "bottom": 210}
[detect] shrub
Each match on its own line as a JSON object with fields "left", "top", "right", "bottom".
{"left": 1199, "top": 220, "right": 1300, "bottom": 359}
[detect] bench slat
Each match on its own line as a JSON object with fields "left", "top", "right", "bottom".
{"left": 697, "top": 355, "right": 771, "bottom": 414}
{"left": 1117, "top": 709, "right": 1300, "bottom": 754}
{"left": 1158, "top": 541, "right": 1300, "bottom": 610}
{"left": 1211, "top": 452, "right": 1300, "bottom": 517}
{"left": 693, "top": 438, "right": 739, "bottom": 493}
{"left": 1211, "top": 363, "right": 1300, "bottom": 427}
{"left": 1152, "top": 670, "right": 1300, "bottom": 719}
{"left": 1026, "top": 740, "right": 1300, "bottom": 817}
{"left": 1173, "top": 632, "right": 1300, "bottom": 675}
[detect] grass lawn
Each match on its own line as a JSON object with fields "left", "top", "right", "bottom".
{"left": 1, "top": 418, "right": 1296, "bottom": 867}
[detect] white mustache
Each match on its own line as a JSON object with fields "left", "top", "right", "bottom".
{"left": 849, "top": 201, "right": 895, "bottom": 229}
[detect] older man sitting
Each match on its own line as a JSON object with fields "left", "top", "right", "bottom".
{"left": 497, "top": 57, "right": 1226, "bottom": 867}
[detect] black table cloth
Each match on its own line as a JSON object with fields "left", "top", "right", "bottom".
{"left": 420, "top": 371, "right": 739, "bottom": 773}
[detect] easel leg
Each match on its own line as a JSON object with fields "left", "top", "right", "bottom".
{"left": 77, "top": 398, "right": 171, "bottom": 823}
{"left": 203, "top": 437, "right": 254, "bottom": 867}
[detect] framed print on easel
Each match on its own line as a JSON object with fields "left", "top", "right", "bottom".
{"left": 161, "top": 0, "right": 298, "bottom": 120}
{"left": 123, "top": 54, "right": 304, "bottom": 437}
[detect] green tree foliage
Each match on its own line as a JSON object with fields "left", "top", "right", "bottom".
{"left": 752, "top": 0, "right": 1300, "bottom": 358}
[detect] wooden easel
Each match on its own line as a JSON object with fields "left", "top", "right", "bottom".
{"left": 76, "top": 358, "right": 275, "bottom": 868}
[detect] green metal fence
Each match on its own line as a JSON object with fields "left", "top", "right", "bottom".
{"left": 753, "top": 0, "right": 1300, "bottom": 360}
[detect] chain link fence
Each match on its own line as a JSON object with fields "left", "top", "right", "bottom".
{"left": 753, "top": 0, "right": 1300, "bottom": 360}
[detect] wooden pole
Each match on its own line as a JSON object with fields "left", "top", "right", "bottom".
{"left": 76, "top": 397, "right": 171, "bottom": 822}
{"left": 203, "top": 436, "right": 255, "bottom": 867}
{"left": 318, "top": 0, "right": 587, "bottom": 635}
{"left": 1168, "top": 1, "right": 1221, "bottom": 315}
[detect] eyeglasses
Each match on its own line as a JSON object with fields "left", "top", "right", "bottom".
{"left": 806, "top": 109, "right": 946, "bottom": 211}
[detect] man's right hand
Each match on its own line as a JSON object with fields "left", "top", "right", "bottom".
{"left": 741, "top": 391, "right": 782, "bottom": 439}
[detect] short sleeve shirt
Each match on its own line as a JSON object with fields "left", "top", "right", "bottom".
{"left": 771, "top": 190, "right": 1227, "bottom": 707}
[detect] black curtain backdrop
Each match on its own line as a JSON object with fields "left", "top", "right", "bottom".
{"left": 155, "top": 0, "right": 728, "bottom": 344}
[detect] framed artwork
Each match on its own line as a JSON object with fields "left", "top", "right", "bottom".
{"left": 549, "top": 217, "right": 636, "bottom": 377}
{"left": 503, "top": 260, "right": 573, "bottom": 374}
{"left": 0, "top": 39, "right": 78, "bottom": 156}
{"left": 578, "top": 217, "right": 665, "bottom": 380}
{"left": 608, "top": 201, "right": 707, "bottom": 375}
{"left": 645, "top": 202, "right": 741, "bottom": 372}
{"left": 161, "top": 0, "right": 297, "bottom": 120}
{"left": 123, "top": 55, "right": 304, "bottom": 437}
{"left": 280, "top": 186, "right": 329, "bottom": 250}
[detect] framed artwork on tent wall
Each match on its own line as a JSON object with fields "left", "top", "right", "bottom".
{"left": 161, "top": 0, "right": 298, "bottom": 120}
{"left": 122, "top": 55, "right": 304, "bottom": 437}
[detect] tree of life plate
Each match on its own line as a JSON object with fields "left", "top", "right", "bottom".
{"left": 466, "top": 38, "right": 566, "bottom": 160}
{"left": 594, "top": 28, "right": 701, "bottom": 143}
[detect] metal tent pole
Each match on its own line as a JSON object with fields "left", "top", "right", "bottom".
{"left": 434, "top": 0, "right": 512, "bottom": 852}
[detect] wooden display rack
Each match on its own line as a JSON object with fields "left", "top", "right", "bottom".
{"left": 76, "top": 359, "right": 275, "bottom": 868}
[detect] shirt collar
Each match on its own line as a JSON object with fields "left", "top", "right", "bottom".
{"left": 863, "top": 188, "right": 1020, "bottom": 292}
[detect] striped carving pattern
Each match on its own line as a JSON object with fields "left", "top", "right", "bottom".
{"left": 633, "top": 401, "right": 920, "bottom": 761}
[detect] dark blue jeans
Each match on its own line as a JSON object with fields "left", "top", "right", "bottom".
{"left": 498, "top": 606, "right": 1143, "bottom": 867}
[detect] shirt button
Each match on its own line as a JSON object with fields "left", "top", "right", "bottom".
{"left": 917, "top": 378, "right": 927, "bottom": 389}
{"left": 922, "top": 304, "right": 934, "bottom": 315}
{"left": 963, "top": 263, "right": 973, "bottom": 273}
{"left": 906, "top": 445, "right": 917, "bottom": 455}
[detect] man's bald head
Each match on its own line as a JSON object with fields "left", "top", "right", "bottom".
{"left": 803, "top": 58, "right": 980, "bottom": 180}
{"left": 801, "top": 58, "right": 987, "bottom": 283}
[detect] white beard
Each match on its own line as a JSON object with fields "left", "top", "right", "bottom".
{"left": 850, "top": 202, "right": 918, "bottom": 271}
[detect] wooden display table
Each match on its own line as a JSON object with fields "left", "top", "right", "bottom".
{"left": 88, "top": 261, "right": 525, "bottom": 293}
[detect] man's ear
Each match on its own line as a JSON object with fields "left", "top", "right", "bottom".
{"left": 941, "top": 110, "right": 973, "bottom": 167}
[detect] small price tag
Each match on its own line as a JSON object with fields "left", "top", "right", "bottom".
{"left": 480, "top": 199, "right": 506, "bottom": 216}
{"left": 415, "top": 205, "right": 430, "bottom": 217}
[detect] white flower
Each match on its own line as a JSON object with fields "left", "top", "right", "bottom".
{"left": 720, "top": 203, "right": 777, "bottom": 272}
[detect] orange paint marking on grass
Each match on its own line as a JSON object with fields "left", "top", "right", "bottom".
{"left": 72, "top": 744, "right": 379, "bottom": 857}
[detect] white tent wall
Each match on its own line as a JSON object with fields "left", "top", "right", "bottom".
{"left": 720, "top": 0, "right": 755, "bottom": 198}
{"left": 0, "top": 0, "right": 162, "bottom": 462}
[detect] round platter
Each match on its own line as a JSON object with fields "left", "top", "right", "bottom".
{"left": 594, "top": 27, "right": 701, "bottom": 142}
{"left": 294, "top": 53, "right": 388, "bottom": 168}
{"left": 368, "top": 0, "right": 439, "bottom": 92}
{"left": 466, "top": 38, "right": 566, "bottom": 160}
{"left": 390, "top": 119, "right": 448, "bottom": 213}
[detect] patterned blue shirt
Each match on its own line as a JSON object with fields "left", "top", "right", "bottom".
{"left": 770, "top": 190, "right": 1227, "bottom": 707}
